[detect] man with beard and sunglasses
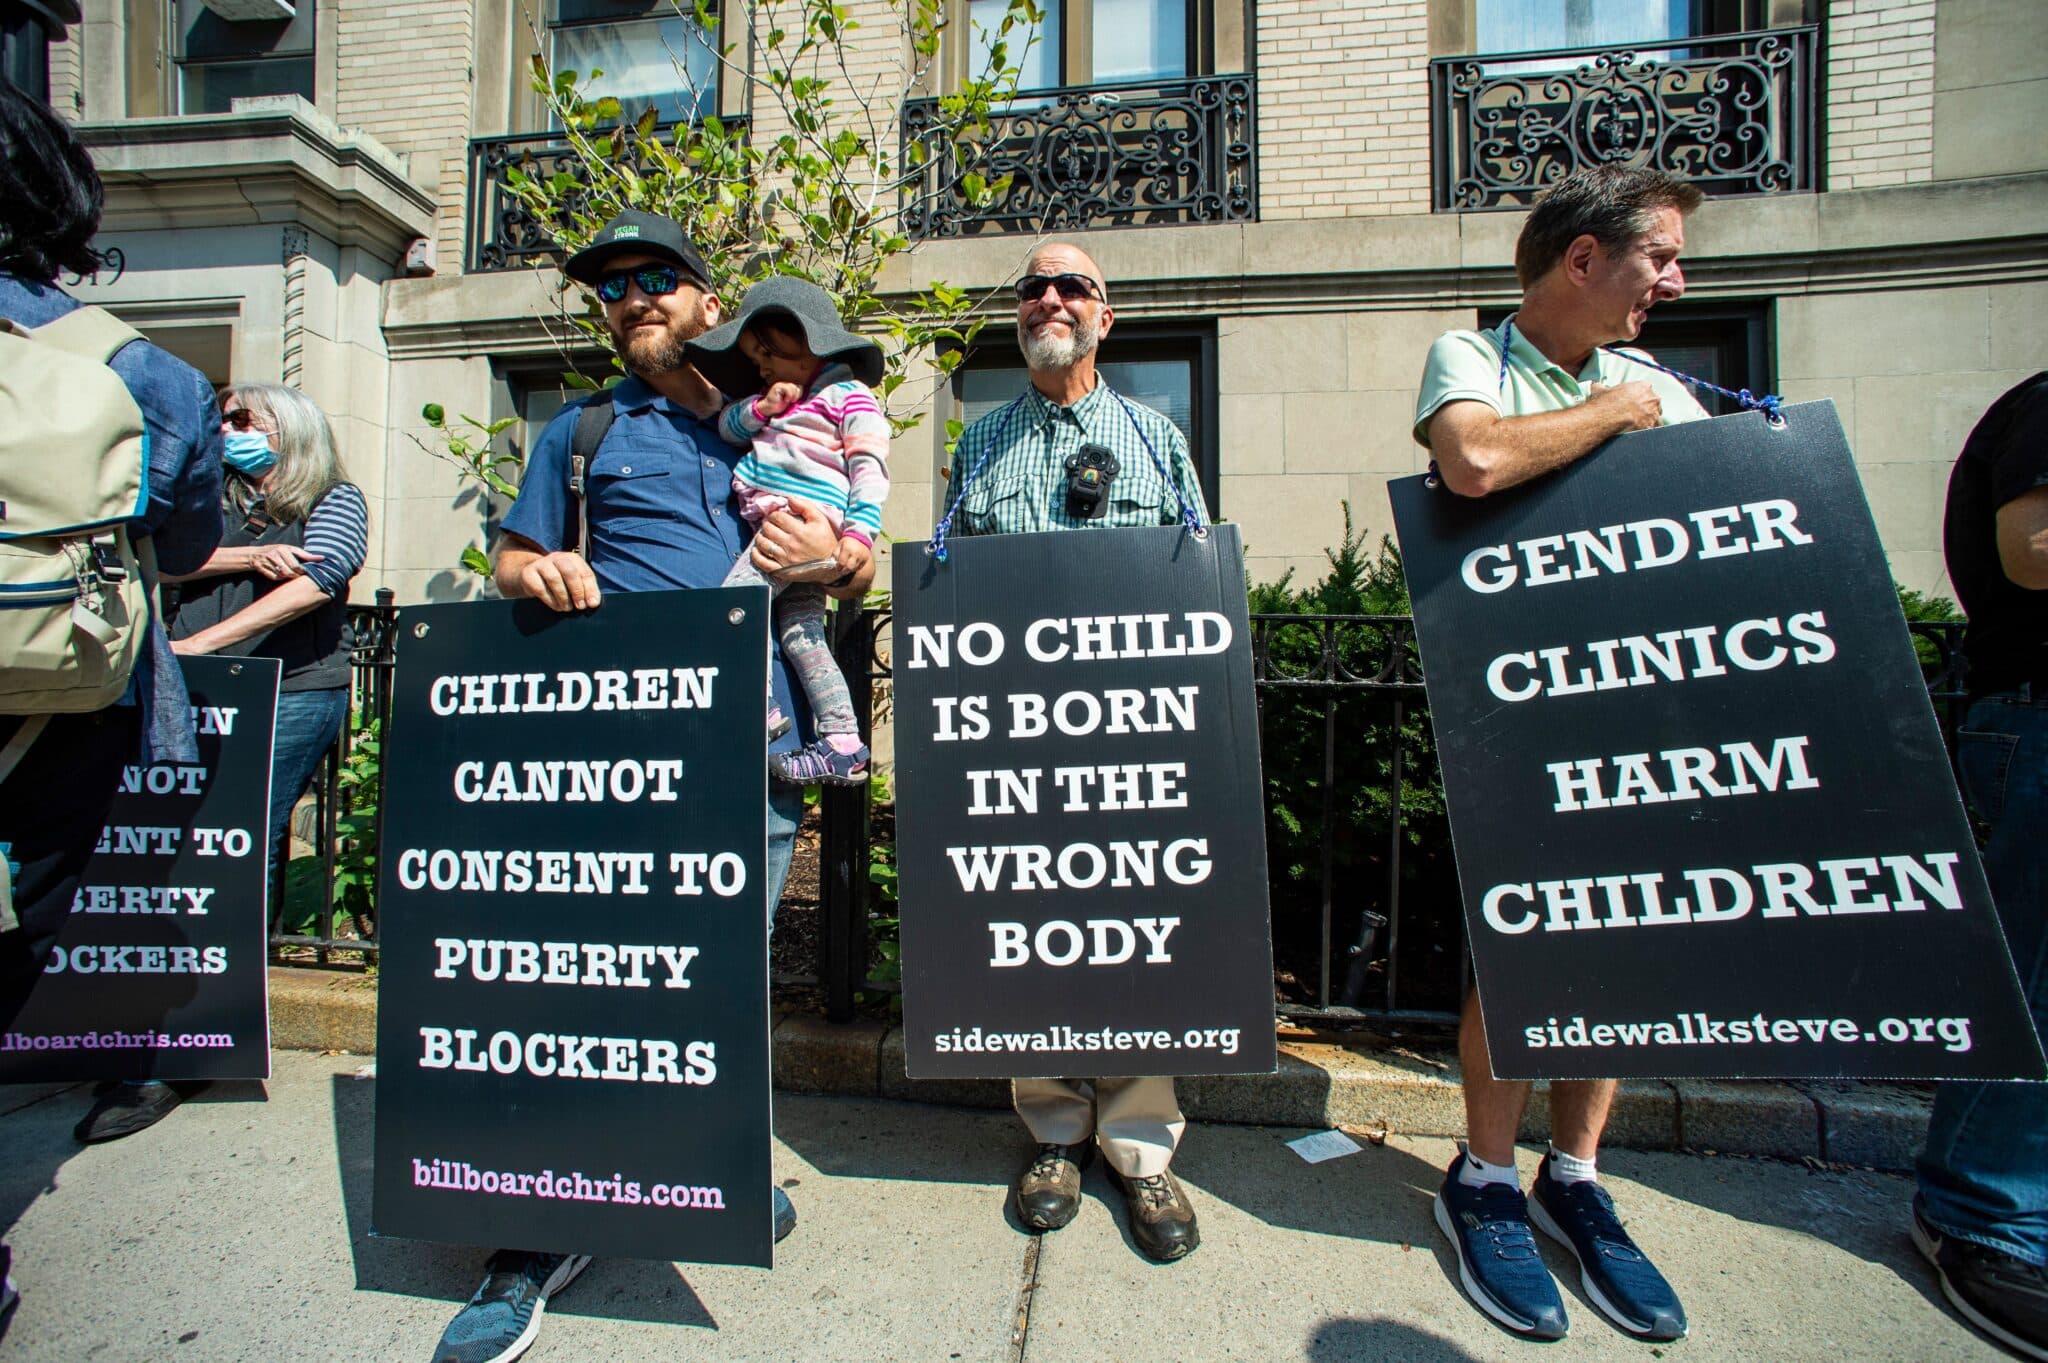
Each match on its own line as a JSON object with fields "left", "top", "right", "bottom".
{"left": 937, "top": 242, "right": 1209, "bottom": 1263}
{"left": 434, "top": 211, "right": 872, "bottom": 1363}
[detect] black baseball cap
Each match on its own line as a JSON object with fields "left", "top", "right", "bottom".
{"left": 563, "top": 210, "right": 713, "bottom": 289}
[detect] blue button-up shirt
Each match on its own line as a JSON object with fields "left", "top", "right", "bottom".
{"left": 500, "top": 376, "right": 807, "bottom": 749}
{"left": 0, "top": 274, "right": 225, "bottom": 763}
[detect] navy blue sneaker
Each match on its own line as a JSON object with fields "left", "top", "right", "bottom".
{"left": 431, "top": 1250, "right": 591, "bottom": 1363}
{"left": 1529, "top": 1156, "right": 1687, "bottom": 1340}
{"left": 1435, "top": 1155, "right": 1569, "bottom": 1339}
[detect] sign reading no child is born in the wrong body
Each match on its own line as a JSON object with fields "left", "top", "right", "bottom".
{"left": 0, "top": 654, "right": 278, "bottom": 1083}
{"left": 892, "top": 525, "right": 1277, "bottom": 1080}
{"left": 371, "top": 589, "right": 775, "bottom": 1267}
{"left": 1390, "top": 402, "right": 2044, "bottom": 1082}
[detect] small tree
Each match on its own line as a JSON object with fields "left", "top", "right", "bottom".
{"left": 429, "top": 0, "right": 1045, "bottom": 567}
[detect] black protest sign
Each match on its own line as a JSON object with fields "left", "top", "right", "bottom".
{"left": 0, "top": 655, "right": 279, "bottom": 1082}
{"left": 892, "top": 525, "right": 1277, "bottom": 1080}
{"left": 370, "top": 589, "right": 773, "bottom": 1266}
{"left": 1390, "top": 402, "right": 2044, "bottom": 1081}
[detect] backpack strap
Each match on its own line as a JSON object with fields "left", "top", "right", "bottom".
{"left": 567, "top": 390, "right": 617, "bottom": 555}
{"left": 0, "top": 715, "right": 52, "bottom": 789}
{"left": 34, "top": 304, "right": 143, "bottom": 366}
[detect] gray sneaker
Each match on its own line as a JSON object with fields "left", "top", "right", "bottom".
{"left": 431, "top": 1250, "right": 590, "bottom": 1363}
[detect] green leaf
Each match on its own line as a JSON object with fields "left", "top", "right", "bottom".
{"left": 421, "top": 403, "right": 446, "bottom": 425}
{"left": 461, "top": 546, "right": 492, "bottom": 578}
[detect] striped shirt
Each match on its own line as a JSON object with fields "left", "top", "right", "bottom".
{"left": 719, "top": 361, "right": 891, "bottom": 545}
{"left": 943, "top": 381, "right": 1208, "bottom": 538}
{"left": 300, "top": 482, "right": 368, "bottom": 598}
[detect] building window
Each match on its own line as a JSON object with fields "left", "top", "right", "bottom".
{"left": 1476, "top": 0, "right": 1696, "bottom": 55}
{"left": 549, "top": 0, "right": 716, "bottom": 127}
{"left": 965, "top": 0, "right": 1194, "bottom": 91}
{"left": 1480, "top": 303, "right": 1772, "bottom": 417}
{"left": 175, "top": 0, "right": 314, "bottom": 115}
{"left": 952, "top": 326, "right": 1219, "bottom": 515}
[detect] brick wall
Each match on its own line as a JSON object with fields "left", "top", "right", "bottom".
{"left": 48, "top": 22, "right": 83, "bottom": 120}
{"left": 334, "top": 0, "right": 476, "bottom": 261}
{"left": 1825, "top": 0, "right": 1936, "bottom": 189}
{"left": 1254, "top": 0, "right": 1431, "bottom": 219}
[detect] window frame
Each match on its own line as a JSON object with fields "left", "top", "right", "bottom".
{"left": 1478, "top": 300, "right": 1775, "bottom": 418}
{"left": 172, "top": 0, "right": 316, "bottom": 115}
{"left": 950, "top": 0, "right": 1208, "bottom": 94}
{"left": 946, "top": 320, "right": 1221, "bottom": 520}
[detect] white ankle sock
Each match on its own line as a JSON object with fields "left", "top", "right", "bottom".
{"left": 1457, "top": 1147, "right": 1520, "bottom": 1189}
{"left": 1548, "top": 1145, "right": 1598, "bottom": 1183}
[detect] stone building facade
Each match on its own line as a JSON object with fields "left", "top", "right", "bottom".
{"left": 28, "top": 0, "right": 2048, "bottom": 606}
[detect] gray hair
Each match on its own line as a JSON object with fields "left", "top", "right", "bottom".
{"left": 220, "top": 381, "right": 347, "bottom": 524}
{"left": 1514, "top": 166, "right": 1704, "bottom": 288}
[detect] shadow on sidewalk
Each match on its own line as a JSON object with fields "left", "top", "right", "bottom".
{"left": 328, "top": 1074, "right": 720, "bottom": 1331}
{"left": 0, "top": 1082, "right": 86, "bottom": 1346}
{"left": 1306, "top": 1317, "right": 1486, "bottom": 1362}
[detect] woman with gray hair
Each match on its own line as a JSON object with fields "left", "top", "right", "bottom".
{"left": 166, "top": 381, "right": 369, "bottom": 927}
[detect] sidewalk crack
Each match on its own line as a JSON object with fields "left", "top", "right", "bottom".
{"left": 1007, "top": 1234, "right": 1042, "bottom": 1363}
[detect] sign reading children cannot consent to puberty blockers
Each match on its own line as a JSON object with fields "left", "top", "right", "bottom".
{"left": 1390, "top": 401, "right": 2044, "bottom": 1082}
{"left": 892, "top": 525, "right": 1278, "bottom": 1080}
{"left": 370, "top": 589, "right": 775, "bottom": 1267}
{"left": 0, "top": 654, "right": 279, "bottom": 1083}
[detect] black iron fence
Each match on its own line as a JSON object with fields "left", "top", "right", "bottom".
{"left": 900, "top": 75, "right": 1257, "bottom": 238}
{"left": 464, "top": 119, "right": 749, "bottom": 273}
{"left": 1428, "top": 27, "right": 1818, "bottom": 212}
{"left": 273, "top": 602, "right": 1974, "bottom": 1029}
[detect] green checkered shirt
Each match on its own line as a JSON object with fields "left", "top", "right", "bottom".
{"left": 942, "top": 381, "right": 1209, "bottom": 538}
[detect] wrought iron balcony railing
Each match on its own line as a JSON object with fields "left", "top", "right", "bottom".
{"left": 464, "top": 119, "right": 747, "bottom": 273}
{"left": 1428, "top": 26, "right": 1816, "bottom": 212}
{"left": 900, "top": 74, "right": 1256, "bottom": 238}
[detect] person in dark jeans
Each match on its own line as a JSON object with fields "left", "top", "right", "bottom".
{"left": 0, "top": 80, "right": 222, "bottom": 1327}
{"left": 1915, "top": 371, "right": 2048, "bottom": 1362}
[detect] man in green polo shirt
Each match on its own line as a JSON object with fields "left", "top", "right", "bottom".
{"left": 1412, "top": 165, "right": 1705, "bottom": 1343}
{"left": 940, "top": 242, "right": 1208, "bottom": 1264}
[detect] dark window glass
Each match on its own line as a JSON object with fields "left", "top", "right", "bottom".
{"left": 954, "top": 326, "right": 1218, "bottom": 513}
{"left": 176, "top": 0, "right": 315, "bottom": 113}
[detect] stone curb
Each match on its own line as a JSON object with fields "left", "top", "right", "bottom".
{"left": 271, "top": 967, "right": 1930, "bottom": 1171}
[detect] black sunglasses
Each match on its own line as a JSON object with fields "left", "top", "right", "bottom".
{"left": 222, "top": 408, "right": 261, "bottom": 431}
{"left": 595, "top": 264, "right": 689, "bottom": 304}
{"left": 1014, "top": 272, "right": 1104, "bottom": 304}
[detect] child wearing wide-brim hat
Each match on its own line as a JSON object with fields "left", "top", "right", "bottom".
{"left": 687, "top": 276, "right": 889, "bottom": 787}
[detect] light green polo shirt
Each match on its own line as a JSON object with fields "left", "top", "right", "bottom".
{"left": 1412, "top": 312, "right": 1708, "bottom": 448}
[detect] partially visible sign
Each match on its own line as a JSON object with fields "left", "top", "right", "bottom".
{"left": 0, "top": 655, "right": 278, "bottom": 1082}
{"left": 1390, "top": 402, "right": 2044, "bottom": 1081}
{"left": 371, "top": 589, "right": 775, "bottom": 1267}
{"left": 892, "top": 526, "right": 1278, "bottom": 1080}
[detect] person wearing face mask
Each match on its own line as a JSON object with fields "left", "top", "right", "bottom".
{"left": 164, "top": 382, "right": 368, "bottom": 928}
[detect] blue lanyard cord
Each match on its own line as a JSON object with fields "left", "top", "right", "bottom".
{"left": 927, "top": 394, "right": 1027, "bottom": 563}
{"left": 1498, "top": 318, "right": 1787, "bottom": 425}
{"left": 924, "top": 384, "right": 1205, "bottom": 561}
{"left": 1429, "top": 318, "right": 1789, "bottom": 490}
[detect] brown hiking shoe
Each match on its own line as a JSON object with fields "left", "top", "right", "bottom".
{"left": 1113, "top": 1167, "right": 1201, "bottom": 1262}
{"left": 1015, "top": 1142, "right": 1094, "bottom": 1230}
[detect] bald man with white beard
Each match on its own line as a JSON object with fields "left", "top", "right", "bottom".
{"left": 936, "top": 243, "right": 1210, "bottom": 1263}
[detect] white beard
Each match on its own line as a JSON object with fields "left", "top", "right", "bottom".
{"left": 1018, "top": 310, "right": 1099, "bottom": 372}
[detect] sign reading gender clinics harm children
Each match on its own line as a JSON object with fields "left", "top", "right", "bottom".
{"left": 1390, "top": 401, "right": 2044, "bottom": 1082}
{"left": 371, "top": 589, "right": 775, "bottom": 1267}
{"left": 892, "top": 525, "right": 1278, "bottom": 1080}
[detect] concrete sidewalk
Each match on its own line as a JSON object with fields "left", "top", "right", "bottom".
{"left": 269, "top": 967, "right": 1935, "bottom": 1170}
{"left": 0, "top": 1052, "right": 2003, "bottom": 1363}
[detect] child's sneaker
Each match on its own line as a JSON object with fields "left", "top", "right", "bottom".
{"left": 766, "top": 707, "right": 792, "bottom": 740}
{"left": 769, "top": 738, "right": 869, "bottom": 786}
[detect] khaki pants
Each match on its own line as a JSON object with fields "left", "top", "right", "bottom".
{"left": 1012, "top": 1076, "right": 1184, "bottom": 1178}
